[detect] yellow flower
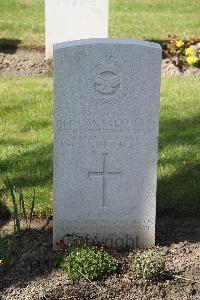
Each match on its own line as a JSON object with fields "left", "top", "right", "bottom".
{"left": 176, "top": 40, "right": 184, "bottom": 48}
{"left": 186, "top": 56, "right": 199, "bottom": 66}
{"left": 0, "top": 259, "right": 3, "bottom": 265}
{"left": 185, "top": 47, "right": 193, "bottom": 56}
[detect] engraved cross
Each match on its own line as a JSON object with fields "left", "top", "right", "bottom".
{"left": 88, "top": 153, "right": 122, "bottom": 207}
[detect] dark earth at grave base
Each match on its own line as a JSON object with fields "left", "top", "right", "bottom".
{"left": 0, "top": 217, "right": 199, "bottom": 300}
{"left": 0, "top": 48, "right": 200, "bottom": 77}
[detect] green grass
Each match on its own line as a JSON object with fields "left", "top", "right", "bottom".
{"left": 0, "top": 0, "right": 44, "bottom": 48}
{"left": 110, "top": 0, "right": 200, "bottom": 41}
{"left": 0, "top": 0, "right": 199, "bottom": 48}
{"left": 0, "top": 77, "right": 53, "bottom": 215}
{"left": 0, "top": 76, "right": 199, "bottom": 215}
{"left": 158, "top": 77, "right": 200, "bottom": 213}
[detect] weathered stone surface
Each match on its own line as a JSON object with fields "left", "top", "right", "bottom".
{"left": 45, "top": 0, "right": 109, "bottom": 59}
{"left": 54, "top": 38, "right": 162, "bottom": 248}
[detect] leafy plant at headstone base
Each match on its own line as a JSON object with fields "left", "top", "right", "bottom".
{"left": 5, "top": 175, "right": 36, "bottom": 235}
{"left": 59, "top": 244, "right": 119, "bottom": 281}
{"left": 129, "top": 248, "right": 165, "bottom": 281}
{"left": 0, "top": 235, "right": 15, "bottom": 274}
{"left": 163, "top": 35, "right": 200, "bottom": 69}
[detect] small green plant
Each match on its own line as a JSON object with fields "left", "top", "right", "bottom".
{"left": 0, "top": 235, "right": 15, "bottom": 273}
{"left": 6, "top": 175, "right": 36, "bottom": 235}
{"left": 59, "top": 245, "right": 119, "bottom": 281}
{"left": 129, "top": 249, "right": 165, "bottom": 281}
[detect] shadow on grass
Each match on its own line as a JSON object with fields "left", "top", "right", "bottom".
{"left": 0, "top": 143, "right": 53, "bottom": 190}
{"left": 0, "top": 39, "right": 21, "bottom": 54}
{"left": 157, "top": 162, "right": 200, "bottom": 215}
{"left": 157, "top": 114, "right": 200, "bottom": 215}
{"left": 159, "top": 114, "right": 200, "bottom": 151}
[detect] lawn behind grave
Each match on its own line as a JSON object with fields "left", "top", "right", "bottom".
{"left": 0, "top": 76, "right": 199, "bottom": 216}
{"left": 0, "top": 0, "right": 199, "bottom": 48}
{"left": 0, "top": 0, "right": 44, "bottom": 48}
{"left": 0, "top": 77, "right": 53, "bottom": 216}
{"left": 158, "top": 77, "right": 200, "bottom": 213}
{"left": 110, "top": 0, "right": 200, "bottom": 41}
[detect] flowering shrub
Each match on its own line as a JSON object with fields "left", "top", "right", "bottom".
{"left": 163, "top": 35, "right": 200, "bottom": 68}
{"left": 59, "top": 245, "right": 119, "bottom": 281}
{"left": 186, "top": 55, "right": 199, "bottom": 66}
{"left": 129, "top": 249, "right": 165, "bottom": 281}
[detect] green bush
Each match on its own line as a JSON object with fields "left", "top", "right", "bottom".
{"left": 59, "top": 245, "right": 119, "bottom": 281}
{"left": 129, "top": 249, "right": 165, "bottom": 280}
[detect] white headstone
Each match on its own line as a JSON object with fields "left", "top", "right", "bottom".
{"left": 45, "top": 0, "right": 109, "bottom": 59}
{"left": 54, "top": 38, "right": 162, "bottom": 249}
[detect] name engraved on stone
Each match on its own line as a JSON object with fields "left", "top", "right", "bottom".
{"left": 56, "top": 114, "right": 157, "bottom": 150}
{"left": 88, "top": 153, "right": 122, "bottom": 207}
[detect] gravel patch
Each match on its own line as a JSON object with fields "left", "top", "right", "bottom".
{"left": 0, "top": 48, "right": 200, "bottom": 77}
{"left": 0, "top": 49, "right": 52, "bottom": 77}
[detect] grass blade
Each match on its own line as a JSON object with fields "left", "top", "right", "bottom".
{"left": 6, "top": 175, "right": 20, "bottom": 235}
{"left": 29, "top": 189, "right": 35, "bottom": 228}
{"left": 20, "top": 190, "right": 28, "bottom": 227}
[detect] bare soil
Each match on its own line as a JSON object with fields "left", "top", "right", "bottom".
{"left": 0, "top": 48, "right": 200, "bottom": 77}
{"left": 0, "top": 48, "right": 51, "bottom": 77}
{"left": 0, "top": 217, "right": 200, "bottom": 300}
